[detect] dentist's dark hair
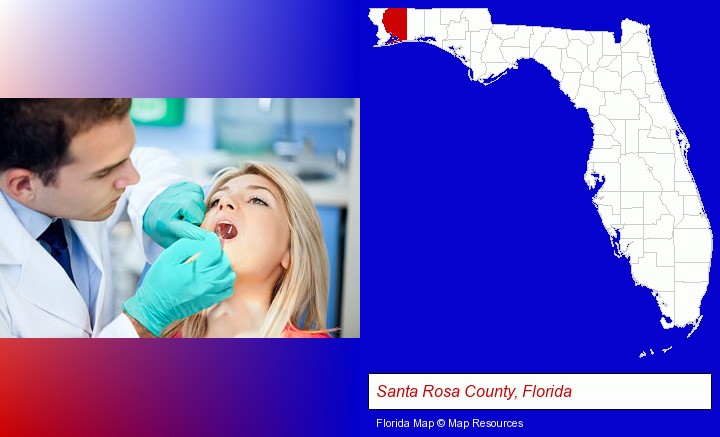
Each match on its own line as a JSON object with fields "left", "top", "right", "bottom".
{"left": 0, "top": 99, "right": 132, "bottom": 185}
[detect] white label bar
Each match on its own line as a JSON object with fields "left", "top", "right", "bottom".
{"left": 369, "top": 374, "right": 711, "bottom": 410}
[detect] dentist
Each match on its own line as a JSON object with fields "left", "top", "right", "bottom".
{"left": 0, "top": 99, "right": 235, "bottom": 337}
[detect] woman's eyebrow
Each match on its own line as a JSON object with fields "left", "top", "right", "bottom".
{"left": 247, "top": 184, "right": 278, "bottom": 201}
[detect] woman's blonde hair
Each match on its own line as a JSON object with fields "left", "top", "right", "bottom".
{"left": 163, "top": 161, "right": 330, "bottom": 338}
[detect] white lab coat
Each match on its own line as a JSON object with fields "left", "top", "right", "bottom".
{"left": 0, "top": 147, "right": 190, "bottom": 337}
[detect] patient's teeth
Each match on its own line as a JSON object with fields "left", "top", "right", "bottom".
{"left": 214, "top": 222, "right": 237, "bottom": 239}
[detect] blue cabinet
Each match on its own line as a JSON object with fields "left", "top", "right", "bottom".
{"left": 316, "top": 206, "right": 343, "bottom": 330}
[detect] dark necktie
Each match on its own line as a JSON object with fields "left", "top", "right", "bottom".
{"left": 38, "top": 219, "right": 75, "bottom": 284}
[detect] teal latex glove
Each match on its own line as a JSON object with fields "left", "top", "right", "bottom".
{"left": 123, "top": 231, "right": 236, "bottom": 336}
{"left": 143, "top": 182, "right": 207, "bottom": 248}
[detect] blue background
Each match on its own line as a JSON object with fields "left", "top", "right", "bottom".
{"left": 0, "top": 0, "right": 716, "bottom": 435}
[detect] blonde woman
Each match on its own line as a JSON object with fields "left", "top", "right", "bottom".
{"left": 163, "top": 162, "right": 332, "bottom": 338}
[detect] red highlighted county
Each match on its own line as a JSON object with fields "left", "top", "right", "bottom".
{"left": 382, "top": 8, "right": 407, "bottom": 44}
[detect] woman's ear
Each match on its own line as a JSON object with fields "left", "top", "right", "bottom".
{"left": 281, "top": 249, "right": 290, "bottom": 270}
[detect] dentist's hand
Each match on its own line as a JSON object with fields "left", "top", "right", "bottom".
{"left": 123, "top": 231, "right": 236, "bottom": 337}
{"left": 143, "top": 182, "right": 207, "bottom": 248}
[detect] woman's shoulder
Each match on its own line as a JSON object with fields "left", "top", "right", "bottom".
{"left": 283, "top": 324, "right": 333, "bottom": 338}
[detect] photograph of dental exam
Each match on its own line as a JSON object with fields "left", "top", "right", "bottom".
{"left": 161, "top": 162, "right": 333, "bottom": 338}
{"left": 119, "top": 98, "right": 359, "bottom": 338}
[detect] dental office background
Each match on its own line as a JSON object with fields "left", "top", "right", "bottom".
{"left": 112, "top": 98, "right": 360, "bottom": 337}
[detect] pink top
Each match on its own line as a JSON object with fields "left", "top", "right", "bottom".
{"left": 171, "top": 323, "right": 332, "bottom": 338}
{"left": 283, "top": 324, "right": 332, "bottom": 338}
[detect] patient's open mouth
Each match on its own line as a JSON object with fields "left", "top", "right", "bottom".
{"left": 214, "top": 221, "right": 238, "bottom": 240}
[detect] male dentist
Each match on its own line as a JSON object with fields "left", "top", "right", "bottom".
{"left": 0, "top": 99, "right": 234, "bottom": 337}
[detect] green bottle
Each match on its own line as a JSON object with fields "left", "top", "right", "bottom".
{"left": 130, "top": 98, "right": 186, "bottom": 126}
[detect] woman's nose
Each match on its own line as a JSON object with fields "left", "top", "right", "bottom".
{"left": 218, "top": 198, "right": 235, "bottom": 211}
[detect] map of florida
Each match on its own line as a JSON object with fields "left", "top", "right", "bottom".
{"left": 370, "top": 8, "right": 712, "bottom": 334}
